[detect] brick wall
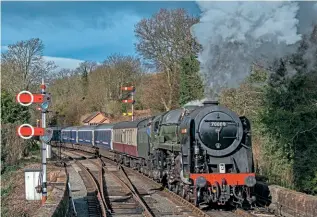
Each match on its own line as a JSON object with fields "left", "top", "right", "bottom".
{"left": 255, "top": 182, "right": 317, "bottom": 217}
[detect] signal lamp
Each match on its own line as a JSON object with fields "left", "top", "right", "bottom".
{"left": 41, "top": 102, "right": 49, "bottom": 111}
{"left": 40, "top": 93, "right": 51, "bottom": 112}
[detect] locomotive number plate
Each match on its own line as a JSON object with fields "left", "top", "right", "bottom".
{"left": 209, "top": 122, "right": 227, "bottom": 127}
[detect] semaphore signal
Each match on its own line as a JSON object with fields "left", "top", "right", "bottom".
{"left": 121, "top": 86, "right": 135, "bottom": 121}
{"left": 15, "top": 78, "right": 52, "bottom": 205}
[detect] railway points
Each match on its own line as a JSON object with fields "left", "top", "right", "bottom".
{"left": 53, "top": 146, "right": 276, "bottom": 217}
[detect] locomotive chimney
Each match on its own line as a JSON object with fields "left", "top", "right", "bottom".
{"left": 203, "top": 100, "right": 219, "bottom": 106}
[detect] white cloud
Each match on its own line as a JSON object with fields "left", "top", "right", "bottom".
{"left": 1, "top": 45, "right": 9, "bottom": 51}
{"left": 43, "top": 56, "right": 84, "bottom": 70}
{"left": 1, "top": 45, "right": 83, "bottom": 70}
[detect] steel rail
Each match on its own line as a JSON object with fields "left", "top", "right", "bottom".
{"left": 96, "top": 156, "right": 154, "bottom": 217}
{"left": 76, "top": 161, "right": 109, "bottom": 216}
{"left": 61, "top": 151, "right": 110, "bottom": 216}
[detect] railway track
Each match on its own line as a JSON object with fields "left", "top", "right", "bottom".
{"left": 65, "top": 150, "right": 198, "bottom": 216}
{"left": 59, "top": 150, "right": 109, "bottom": 217}
{"left": 55, "top": 147, "right": 276, "bottom": 217}
{"left": 75, "top": 161, "right": 108, "bottom": 217}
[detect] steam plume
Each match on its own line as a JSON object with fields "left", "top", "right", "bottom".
{"left": 191, "top": 1, "right": 317, "bottom": 98}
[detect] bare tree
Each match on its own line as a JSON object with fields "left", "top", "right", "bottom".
{"left": 74, "top": 61, "right": 98, "bottom": 96}
{"left": 134, "top": 9, "right": 201, "bottom": 110}
{"left": 49, "top": 54, "right": 145, "bottom": 124}
{"left": 103, "top": 54, "right": 143, "bottom": 100}
{"left": 1, "top": 38, "right": 56, "bottom": 93}
{"left": 140, "top": 72, "right": 171, "bottom": 112}
{"left": 75, "top": 61, "right": 98, "bottom": 76}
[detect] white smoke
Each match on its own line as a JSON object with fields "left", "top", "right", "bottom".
{"left": 184, "top": 98, "right": 207, "bottom": 107}
{"left": 191, "top": 1, "right": 317, "bottom": 98}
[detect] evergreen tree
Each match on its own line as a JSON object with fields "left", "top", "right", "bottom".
{"left": 179, "top": 54, "right": 204, "bottom": 106}
{"left": 261, "top": 56, "right": 317, "bottom": 194}
{"left": 1, "top": 89, "right": 30, "bottom": 124}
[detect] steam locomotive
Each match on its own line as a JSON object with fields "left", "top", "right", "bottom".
{"left": 55, "top": 100, "right": 256, "bottom": 207}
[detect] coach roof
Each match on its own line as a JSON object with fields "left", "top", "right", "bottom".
{"left": 94, "top": 124, "right": 114, "bottom": 130}
{"left": 113, "top": 118, "right": 149, "bottom": 129}
{"left": 61, "top": 126, "right": 79, "bottom": 131}
{"left": 77, "top": 125, "right": 96, "bottom": 131}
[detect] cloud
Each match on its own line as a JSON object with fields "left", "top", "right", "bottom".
{"left": 1, "top": 44, "right": 83, "bottom": 70}
{"left": 1, "top": 45, "right": 8, "bottom": 51}
{"left": 43, "top": 56, "right": 84, "bottom": 70}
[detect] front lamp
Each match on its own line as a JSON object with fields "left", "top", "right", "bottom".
{"left": 245, "top": 176, "right": 257, "bottom": 187}
{"left": 196, "top": 176, "right": 207, "bottom": 188}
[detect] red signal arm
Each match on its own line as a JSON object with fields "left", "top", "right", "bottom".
{"left": 16, "top": 94, "right": 44, "bottom": 103}
{"left": 16, "top": 126, "right": 45, "bottom": 136}
{"left": 122, "top": 99, "right": 135, "bottom": 103}
{"left": 121, "top": 86, "right": 135, "bottom": 91}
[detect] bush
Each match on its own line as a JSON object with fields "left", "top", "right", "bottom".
{"left": 1, "top": 90, "right": 37, "bottom": 173}
{"left": 220, "top": 68, "right": 317, "bottom": 195}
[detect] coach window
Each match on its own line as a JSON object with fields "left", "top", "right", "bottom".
{"left": 154, "top": 121, "right": 159, "bottom": 133}
{"left": 127, "top": 130, "right": 129, "bottom": 144}
{"left": 128, "top": 130, "right": 130, "bottom": 144}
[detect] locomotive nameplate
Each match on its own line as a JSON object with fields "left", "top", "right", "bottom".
{"left": 209, "top": 122, "right": 227, "bottom": 127}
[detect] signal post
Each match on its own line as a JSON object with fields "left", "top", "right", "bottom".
{"left": 122, "top": 86, "right": 135, "bottom": 121}
{"left": 16, "top": 78, "right": 53, "bottom": 205}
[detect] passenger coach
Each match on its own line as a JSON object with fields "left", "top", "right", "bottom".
{"left": 113, "top": 121, "right": 140, "bottom": 156}
{"left": 94, "top": 124, "right": 113, "bottom": 150}
{"left": 61, "top": 126, "right": 78, "bottom": 144}
{"left": 77, "top": 125, "right": 95, "bottom": 146}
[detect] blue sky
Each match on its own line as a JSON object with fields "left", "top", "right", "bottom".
{"left": 1, "top": 1, "right": 200, "bottom": 70}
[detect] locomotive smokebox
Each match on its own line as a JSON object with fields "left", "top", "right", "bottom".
{"left": 203, "top": 100, "right": 219, "bottom": 106}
